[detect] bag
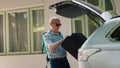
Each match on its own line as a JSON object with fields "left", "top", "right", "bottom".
{"left": 41, "top": 32, "right": 49, "bottom": 68}
{"left": 61, "top": 33, "right": 87, "bottom": 60}
{"left": 42, "top": 32, "right": 47, "bottom": 53}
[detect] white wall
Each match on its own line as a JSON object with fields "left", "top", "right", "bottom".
{"left": 114, "top": 0, "right": 120, "bottom": 15}
{"left": 0, "top": 0, "right": 78, "bottom": 68}
{"left": 0, "top": 0, "right": 44, "bottom": 10}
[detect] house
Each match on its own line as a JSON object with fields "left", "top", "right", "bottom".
{"left": 0, "top": 0, "right": 119, "bottom": 68}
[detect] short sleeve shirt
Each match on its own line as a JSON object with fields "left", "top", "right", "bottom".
{"left": 43, "top": 30, "right": 67, "bottom": 59}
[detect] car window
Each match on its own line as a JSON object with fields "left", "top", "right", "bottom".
{"left": 110, "top": 26, "right": 120, "bottom": 41}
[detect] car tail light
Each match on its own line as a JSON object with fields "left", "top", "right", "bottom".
{"left": 78, "top": 48, "right": 101, "bottom": 61}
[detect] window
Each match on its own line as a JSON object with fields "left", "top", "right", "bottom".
{"left": 0, "top": 13, "right": 5, "bottom": 54}
{"left": 74, "top": 20, "right": 82, "bottom": 33}
{"left": 87, "top": 0, "right": 99, "bottom": 6}
{"left": 110, "top": 25, "right": 120, "bottom": 41}
{"left": 71, "top": 16, "right": 86, "bottom": 36}
{"left": 105, "top": 0, "right": 113, "bottom": 11}
{"left": 30, "top": 7, "right": 45, "bottom": 53}
{"left": 6, "top": 9, "right": 30, "bottom": 54}
{"left": 88, "top": 19, "right": 99, "bottom": 36}
{"left": 0, "top": 6, "right": 45, "bottom": 55}
{"left": 87, "top": 14, "right": 101, "bottom": 36}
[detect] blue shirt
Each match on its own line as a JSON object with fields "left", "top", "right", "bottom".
{"left": 43, "top": 30, "right": 67, "bottom": 59}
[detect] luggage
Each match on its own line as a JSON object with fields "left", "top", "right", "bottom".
{"left": 61, "top": 33, "right": 87, "bottom": 60}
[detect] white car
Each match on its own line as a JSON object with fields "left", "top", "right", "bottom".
{"left": 50, "top": 0, "right": 120, "bottom": 68}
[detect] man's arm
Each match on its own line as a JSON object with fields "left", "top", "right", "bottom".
{"left": 47, "top": 37, "right": 66, "bottom": 51}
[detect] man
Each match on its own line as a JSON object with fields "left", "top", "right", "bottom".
{"left": 43, "top": 17, "right": 70, "bottom": 68}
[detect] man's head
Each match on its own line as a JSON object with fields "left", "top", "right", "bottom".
{"left": 49, "top": 17, "right": 61, "bottom": 33}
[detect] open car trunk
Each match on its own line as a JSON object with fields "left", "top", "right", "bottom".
{"left": 49, "top": 0, "right": 112, "bottom": 60}
{"left": 49, "top": 0, "right": 112, "bottom": 23}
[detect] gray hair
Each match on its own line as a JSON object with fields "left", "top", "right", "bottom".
{"left": 49, "top": 17, "right": 59, "bottom": 24}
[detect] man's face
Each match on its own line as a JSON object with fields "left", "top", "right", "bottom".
{"left": 51, "top": 19, "right": 61, "bottom": 32}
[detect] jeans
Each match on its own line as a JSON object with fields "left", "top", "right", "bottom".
{"left": 49, "top": 58, "right": 70, "bottom": 68}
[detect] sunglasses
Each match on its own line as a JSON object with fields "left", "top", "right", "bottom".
{"left": 53, "top": 23, "right": 61, "bottom": 27}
